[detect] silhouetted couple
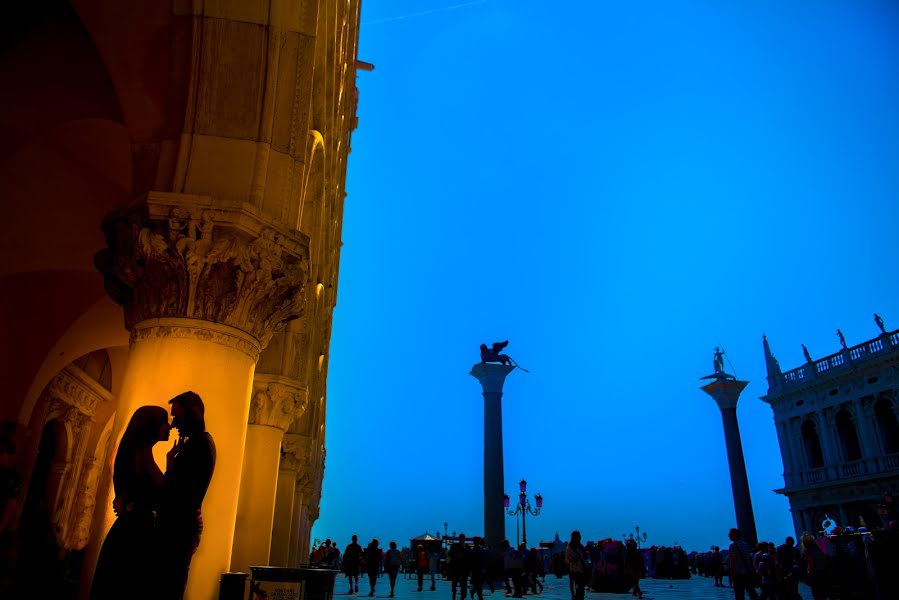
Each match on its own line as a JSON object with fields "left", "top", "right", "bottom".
{"left": 90, "top": 391, "right": 216, "bottom": 600}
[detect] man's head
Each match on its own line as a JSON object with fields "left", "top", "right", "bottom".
{"left": 352, "top": 534, "right": 358, "bottom": 543}
{"left": 784, "top": 536, "right": 794, "bottom": 547}
{"left": 169, "top": 391, "right": 205, "bottom": 435}
{"left": 728, "top": 528, "right": 742, "bottom": 542}
{"left": 458, "top": 533, "right": 466, "bottom": 543}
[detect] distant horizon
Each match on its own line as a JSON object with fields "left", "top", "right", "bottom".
{"left": 312, "top": 0, "right": 899, "bottom": 553}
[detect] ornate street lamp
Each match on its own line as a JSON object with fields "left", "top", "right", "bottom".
{"left": 504, "top": 478, "right": 543, "bottom": 547}
{"left": 623, "top": 525, "right": 648, "bottom": 548}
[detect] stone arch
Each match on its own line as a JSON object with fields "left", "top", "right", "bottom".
{"left": 801, "top": 417, "right": 825, "bottom": 469}
{"left": 835, "top": 408, "right": 863, "bottom": 462}
{"left": 874, "top": 395, "right": 899, "bottom": 454}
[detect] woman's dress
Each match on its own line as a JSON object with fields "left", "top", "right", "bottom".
{"left": 90, "top": 452, "right": 162, "bottom": 600}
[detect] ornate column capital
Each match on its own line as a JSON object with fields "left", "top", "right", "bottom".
{"left": 250, "top": 378, "right": 309, "bottom": 430}
{"left": 280, "top": 432, "right": 314, "bottom": 472}
{"left": 95, "top": 192, "right": 311, "bottom": 349}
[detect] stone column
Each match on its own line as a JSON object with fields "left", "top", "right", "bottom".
{"left": 289, "top": 470, "right": 315, "bottom": 565}
{"left": 270, "top": 434, "right": 313, "bottom": 566}
{"left": 94, "top": 193, "right": 309, "bottom": 600}
{"left": 775, "top": 419, "right": 796, "bottom": 486}
{"left": 700, "top": 378, "right": 758, "bottom": 545}
{"left": 469, "top": 362, "right": 516, "bottom": 548}
{"left": 820, "top": 409, "right": 842, "bottom": 477}
{"left": 231, "top": 379, "right": 307, "bottom": 572}
{"left": 853, "top": 398, "right": 881, "bottom": 457}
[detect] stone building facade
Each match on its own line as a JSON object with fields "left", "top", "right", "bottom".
{"left": 761, "top": 327, "right": 899, "bottom": 537}
{"left": 1, "top": 1, "right": 362, "bottom": 598}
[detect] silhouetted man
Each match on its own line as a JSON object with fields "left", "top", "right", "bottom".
{"left": 157, "top": 391, "right": 216, "bottom": 600}
{"left": 448, "top": 533, "right": 470, "bottom": 600}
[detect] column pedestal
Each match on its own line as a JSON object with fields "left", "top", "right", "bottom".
{"left": 700, "top": 378, "right": 758, "bottom": 546}
{"left": 470, "top": 362, "right": 515, "bottom": 548}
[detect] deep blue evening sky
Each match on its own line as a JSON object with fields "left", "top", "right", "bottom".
{"left": 312, "top": 0, "right": 899, "bottom": 552}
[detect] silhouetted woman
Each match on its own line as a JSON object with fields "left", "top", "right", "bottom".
{"left": 90, "top": 406, "right": 171, "bottom": 600}
{"left": 365, "top": 538, "right": 382, "bottom": 596}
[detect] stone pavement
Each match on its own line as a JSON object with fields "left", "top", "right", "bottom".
{"left": 333, "top": 573, "right": 814, "bottom": 600}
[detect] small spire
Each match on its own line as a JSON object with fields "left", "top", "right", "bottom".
{"left": 762, "top": 334, "right": 782, "bottom": 388}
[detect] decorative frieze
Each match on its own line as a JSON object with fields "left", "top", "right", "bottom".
{"left": 95, "top": 192, "right": 311, "bottom": 349}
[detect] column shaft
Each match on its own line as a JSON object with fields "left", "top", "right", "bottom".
{"left": 720, "top": 407, "right": 758, "bottom": 545}
{"left": 484, "top": 390, "right": 505, "bottom": 548}
{"left": 231, "top": 424, "right": 284, "bottom": 572}
{"left": 270, "top": 469, "right": 298, "bottom": 566}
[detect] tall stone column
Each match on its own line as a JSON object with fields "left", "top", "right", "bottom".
{"left": 270, "top": 433, "right": 313, "bottom": 566}
{"left": 700, "top": 377, "right": 758, "bottom": 546}
{"left": 289, "top": 469, "right": 315, "bottom": 565}
{"left": 231, "top": 379, "right": 307, "bottom": 572}
{"left": 469, "top": 363, "right": 515, "bottom": 548}
{"left": 95, "top": 193, "right": 309, "bottom": 600}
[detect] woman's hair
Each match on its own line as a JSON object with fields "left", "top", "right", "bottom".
{"left": 115, "top": 405, "right": 168, "bottom": 477}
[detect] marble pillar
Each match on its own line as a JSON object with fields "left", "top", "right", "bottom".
{"left": 700, "top": 378, "right": 758, "bottom": 546}
{"left": 469, "top": 362, "right": 515, "bottom": 548}
{"left": 231, "top": 379, "right": 307, "bottom": 572}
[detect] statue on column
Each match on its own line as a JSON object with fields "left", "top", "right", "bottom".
{"left": 480, "top": 341, "right": 511, "bottom": 365}
{"left": 702, "top": 347, "right": 735, "bottom": 380}
{"left": 479, "top": 341, "right": 529, "bottom": 372}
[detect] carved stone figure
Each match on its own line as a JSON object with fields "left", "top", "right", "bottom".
{"left": 802, "top": 344, "right": 813, "bottom": 363}
{"left": 874, "top": 313, "right": 886, "bottom": 334}
{"left": 480, "top": 340, "right": 512, "bottom": 366}
{"left": 837, "top": 329, "right": 847, "bottom": 349}
{"left": 713, "top": 347, "right": 725, "bottom": 374}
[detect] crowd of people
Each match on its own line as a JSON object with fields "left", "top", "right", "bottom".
{"left": 310, "top": 521, "right": 899, "bottom": 600}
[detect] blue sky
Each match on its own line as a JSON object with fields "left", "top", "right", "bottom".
{"left": 312, "top": 0, "right": 899, "bottom": 551}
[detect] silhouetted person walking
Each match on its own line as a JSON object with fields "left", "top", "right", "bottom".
{"left": 365, "top": 539, "right": 382, "bottom": 596}
{"left": 728, "top": 528, "right": 759, "bottom": 600}
{"left": 566, "top": 531, "right": 586, "bottom": 600}
{"left": 448, "top": 533, "right": 470, "bottom": 600}
{"left": 346, "top": 535, "right": 363, "bottom": 593}
{"left": 385, "top": 541, "right": 402, "bottom": 597}
{"left": 156, "top": 392, "right": 216, "bottom": 600}
{"left": 91, "top": 406, "right": 171, "bottom": 600}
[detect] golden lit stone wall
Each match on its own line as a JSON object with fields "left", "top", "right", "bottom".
{"left": 1, "top": 0, "right": 361, "bottom": 598}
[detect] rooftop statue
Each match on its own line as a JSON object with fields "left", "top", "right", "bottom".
{"left": 874, "top": 313, "right": 886, "bottom": 334}
{"left": 802, "top": 344, "right": 813, "bottom": 363}
{"left": 479, "top": 341, "right": 529, "bottom": 372}
{"left": 837, "top": 329, "right": 847, "bottom": 349}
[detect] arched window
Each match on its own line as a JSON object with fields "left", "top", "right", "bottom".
{"left": 802, "top": 419, "right": 825, "bottom": 468}
{"left": 874, "top": 397, "right": 899, "bottom": 455}
{"left": 835, "top": 409, "right": 862, "bottom": 461}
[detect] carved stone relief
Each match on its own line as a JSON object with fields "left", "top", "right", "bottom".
{"left": 95, "top": 193, "right": 311, "bottom": 348}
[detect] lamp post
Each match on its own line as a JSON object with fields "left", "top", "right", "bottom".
{"left": 622, "top": 525, "right": 648, "bottom": 548}
{"left": 504, "top": 479, "right": 543, "bottom": 547}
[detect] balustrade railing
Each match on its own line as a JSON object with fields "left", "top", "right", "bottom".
{"left": 840, "top": 459, "right": 865, "bottom": 478}
{"left": 880, "top": 453, "right": 899, "bottom": 471}
{"left": 780, "top": 330, "right": 896, "bottom": 388}
{"left": 793, "top": 454, "right": 899, "bottom": 488}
